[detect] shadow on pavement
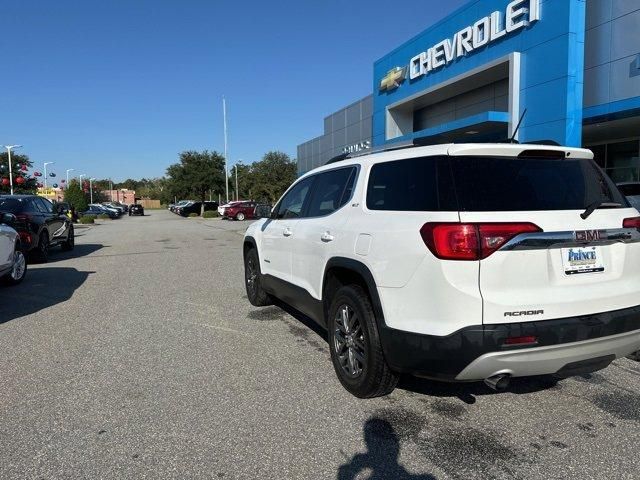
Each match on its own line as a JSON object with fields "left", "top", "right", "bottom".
{"left": 0, "top": 267, "right": 94, "bottom": 325}
{"left": 337, "top": 418, "right": 436, "bottom": 480}
{"left": 43, "top": 243, "right": 106, "bottom": 263}
{"left": 271, "top": 301, "right": 559, "bottom": 403}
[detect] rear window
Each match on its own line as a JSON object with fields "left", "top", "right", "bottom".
{"left": 366, "top": 155, "right": 627, "bottom": 212}
{"left": 618, "top": 184, "right": 640, "bottom": 196}
{"left": 450, "top": 156, "right": 627, "bottom": 211}
{"left": 0, "top": 198, "right": 26, "bottom": 213}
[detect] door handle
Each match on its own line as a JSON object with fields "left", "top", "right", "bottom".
{"left": 321, "top": 231, "right": 334, "bottom": 243}
{"left": 283, "top": 227, "right": 293, "bottom": 237}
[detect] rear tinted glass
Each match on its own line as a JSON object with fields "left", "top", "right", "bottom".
{"left": 367, "top": 157, "right": 456, "bottom": 211}
{"left": 0, "top": 198, "right": 25, "bottom": 213}
{"left": 307, "top": 167, "right": 357, "bottom": 217}
{"left": 450, "top": 156, "right": 627, "bottom": 211}
{"left": 618, "top": 184, "right": 640, "bottom": 196}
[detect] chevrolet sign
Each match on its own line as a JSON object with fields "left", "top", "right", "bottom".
{"left": 410, "top": 0, "right": 539, "bottom": 80}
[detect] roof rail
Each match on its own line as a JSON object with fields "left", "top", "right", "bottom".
{"left": 324, "top": 140, "right": 417, "bottom": 165}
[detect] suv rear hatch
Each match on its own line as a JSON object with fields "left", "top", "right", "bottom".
{"left": 447, "top": 145, "right": 640, "bottom": 325}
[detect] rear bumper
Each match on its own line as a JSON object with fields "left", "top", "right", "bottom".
{"left": 455, "top": 328, "right": 640, "bottom": 380}
{"left": 379, "top": 304, "right": 640, "bottom": 380}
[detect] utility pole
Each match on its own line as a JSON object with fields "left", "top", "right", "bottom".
{"left": 223, "top": 97, "right": 229, "bottom": 203}
{"left": 66, "top": 169, "right": 74, "bottom": 186}
{"left": 3, "top": 145, "right": 22, "bottom": 195}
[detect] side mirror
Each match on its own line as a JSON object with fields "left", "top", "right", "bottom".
{"left": 1, "top": 213, "right": 16, "bottom": 225}
{"left": 254, "top": 204, "right": 272, "bottom": 219}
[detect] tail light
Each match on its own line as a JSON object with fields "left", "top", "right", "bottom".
{"left": 623, "top": 217, "right": 640, "bottom": 229}
{"left": 18, "top": 231, "right": 32, "bottom": 245}
{"left": 420, "top": 222, "right": 542, "bottom": 260}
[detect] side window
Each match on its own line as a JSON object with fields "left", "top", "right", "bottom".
{"left": 275, "top": 177, "right": 314, "bottom": 219}
{"left": 306, "top": 167, "right": 357, "bottom": 217}
{"left": 26, "top": 199, "right": 43, "bottom": 213}
{"left": 37, "top": 198, "right": 54, "bottom": 214}
{"left": 366, "top": 157, "right": 456, "bottom": 211}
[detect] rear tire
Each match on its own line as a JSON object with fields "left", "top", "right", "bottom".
{"left": 244, "top": 248, "right": 272, "bottom": 306}
{"left": 2, "top": 247, "right": 27, "bottom": 286}
{"left": 327, "top": 285, "right": 399, "bottom": 398}
{"left": 34, "top": 232, "right": 49, "bottom": 263}
{"left": 236, "top": 212, "right": 246, "bottom": 221}
{"left": 61, "top": 225, "right": 74, "bottom": 251}
{"left": 627, "top": 351, "right": 640, "bottom": 361}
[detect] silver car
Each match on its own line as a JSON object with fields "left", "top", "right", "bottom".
{"left": 0, "top": 213, "right": 27, "bottom": 286}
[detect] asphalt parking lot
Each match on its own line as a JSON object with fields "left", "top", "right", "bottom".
{"left": 0, "top": 209, "right": 638, "bottom": 479}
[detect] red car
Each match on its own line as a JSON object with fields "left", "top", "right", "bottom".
{"left": 221, "top": 201, "right": 257, "bottom": 221}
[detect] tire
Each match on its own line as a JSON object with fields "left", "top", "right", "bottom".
{"left": 236, "top": 212, "right": 246, "bottom": 221}
{"left": 61, "top": 225, "right": 74, "bottom": 251}
{"left": 35, "top": 232, "right": 50, "bottom": 263}
{"left": 327, "top": 285, "right": 399, "bottom": 398}
{"left": 628, "top": 351, "right": 640, "bottom": 361}
{"left": 2, "top": 247, "right": 27, "bottom": 286}
{"left": 244, "top": 248, "right": 272, "bottom": 307}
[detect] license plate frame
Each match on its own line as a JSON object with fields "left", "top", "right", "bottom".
{"left": 561, "top": 246, "right": 605, "bottom": 275}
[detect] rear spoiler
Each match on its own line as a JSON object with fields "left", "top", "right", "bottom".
{"left": 447, "top": 144, "right": 594, "bottom": 160}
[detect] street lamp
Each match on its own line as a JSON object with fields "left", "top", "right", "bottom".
{"left": 66, "top": 168, "right": 74, "bottom": 185}
{"left": 89, "top": 178, "right": 96, "bottom": 203}
{"left": 78, "top": 174, "right": 86, "bottom": 194}
{"left": 44, "top": 162, "right": 55, "bottom": 189}
{"left": 3, "top": 145, "right": 22, "bottom": 195}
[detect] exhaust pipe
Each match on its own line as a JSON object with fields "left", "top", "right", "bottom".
{"left": 484, "top": 374, "right": 511, "bottom": 391}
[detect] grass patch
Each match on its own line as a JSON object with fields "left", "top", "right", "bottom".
{"left": 97, "top": 213, "right": 111, "bottom": 220}
{"left": 202, "top": 211, "right": 219, "bottom": 218}
{"left": 188, "top": 212, "right": 199, "bottom": 218}
{"left": 79, "top": 215, "right": 95, "bottom": 224}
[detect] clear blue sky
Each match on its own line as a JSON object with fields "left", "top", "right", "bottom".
{"left": 2, "top": 0, "right": 468, "bottom": 181}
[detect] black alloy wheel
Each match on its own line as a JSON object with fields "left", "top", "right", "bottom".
{"left": 327, "top": 285, "right": 398, "bottom": 398}
{"left": 244, "top": 249, "right": 271, "bottom": 307}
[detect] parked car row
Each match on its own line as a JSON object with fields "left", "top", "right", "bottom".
{"left": 77, "top": 202, "right": 144, "bottom": 218}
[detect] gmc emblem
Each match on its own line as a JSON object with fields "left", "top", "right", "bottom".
{"left": 574, "top": 230, "right": 604, "bottom": 242}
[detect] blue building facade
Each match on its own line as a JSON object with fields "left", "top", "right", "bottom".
{"left": 297, "top": 0, "right": 640, "bottom": 182}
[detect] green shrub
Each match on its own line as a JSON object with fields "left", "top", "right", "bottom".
{"left": 79, "top": 215, "right": 95, "bottom": 224}
{"left": 97, "top": 213, "right": 110, "bottom": 220}
{"left": 202, "top": 211, "right": 218, "bottom": 218}
{"left": 188, "top": 212, "right": 199, "bottom": 218}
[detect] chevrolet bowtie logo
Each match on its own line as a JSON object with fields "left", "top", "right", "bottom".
{"left": 379, "top": 66, "right": 407, "bottom": 92}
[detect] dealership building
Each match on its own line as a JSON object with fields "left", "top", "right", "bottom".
{"left": 297, "top": 0, "right": 640, "bottom": 183}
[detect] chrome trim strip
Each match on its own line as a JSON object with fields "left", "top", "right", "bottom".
{"left": 499, "top": 228, "right": 640, "bottom": 251}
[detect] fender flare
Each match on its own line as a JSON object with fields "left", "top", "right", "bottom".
{"left": 323, "top": 257, "right": 387, "bottom": 329}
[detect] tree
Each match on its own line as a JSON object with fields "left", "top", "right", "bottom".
{"left": 64, "top": 179, "right": 89, "bottom": 212}
{"left": 0, "top": 151, "right": 38, "bottom": 194}
{"left": 166, "top": 151, "right": 225, "bottom": 215}
{"left": 248, "top": 151, "right": 297, "bottom": 203}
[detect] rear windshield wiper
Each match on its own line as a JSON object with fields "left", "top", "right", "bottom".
{"left": 580, "top": 201, "right": 622, "bottom": 220}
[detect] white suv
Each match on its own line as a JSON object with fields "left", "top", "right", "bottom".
{"left": 243, "top": 143, "right": 640, "bottom": 398}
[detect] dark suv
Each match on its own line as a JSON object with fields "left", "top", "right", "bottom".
{"left": 178, "top": 201, "right": 219, "bottom": 216}
{"left": 0, "top": 195, "right": 74, "bottom": 262}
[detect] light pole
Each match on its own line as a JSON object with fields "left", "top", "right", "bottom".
{"left": 66, "top": 168, "right": 74, "bottom": 185}
{"left": 44, "top": 162, "right": 55, "bottom": 189}
{"left": 79, "top": 174, "right": 86, "bottom": 195}
{"left": 3, "top": 145, "right": 22, "bottom": 195}
{"left": 89, "top": 178, "right": 96, "bottom": 203}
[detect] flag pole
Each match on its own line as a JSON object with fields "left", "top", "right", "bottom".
{"left": 223, "top": 97, "right": 229, "bottom": 203}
